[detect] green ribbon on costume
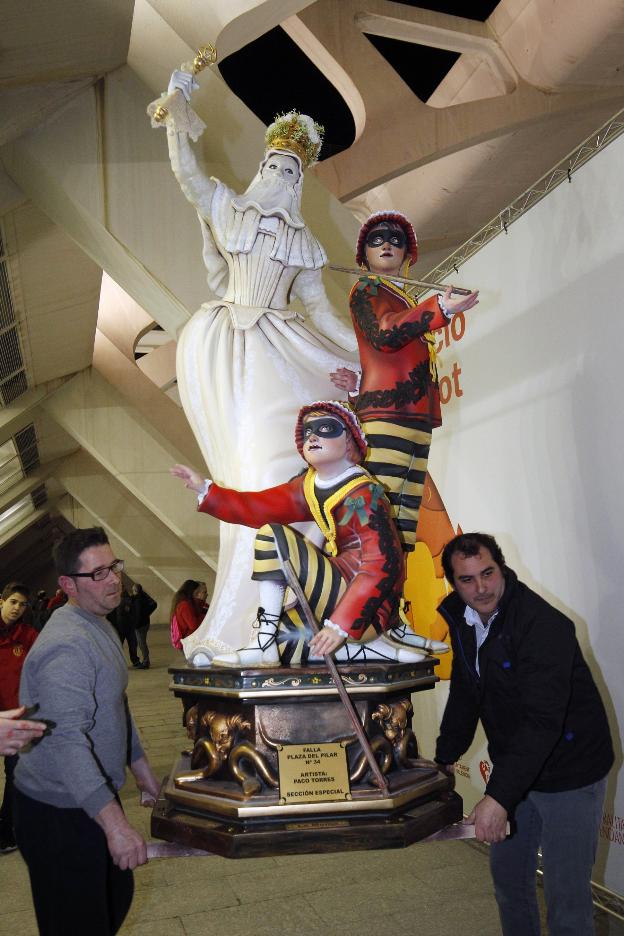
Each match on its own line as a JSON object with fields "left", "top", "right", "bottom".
{"left": 356, "top": 275, "right": 381, "bottom": 295}
{"left": 339, "top": 494, "right": 369, "bottom": 527}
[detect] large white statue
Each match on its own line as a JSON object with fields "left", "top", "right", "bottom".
{"left": 150, "top": 71, "right": 357, "bottom": 663}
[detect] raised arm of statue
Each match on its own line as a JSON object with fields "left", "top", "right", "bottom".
{"left": 166, "top": 117, "right": 216, "bottom": 220}
{"left": 292, "top": 267, "right": 358, "bottom": 354}
{"left": 150, "top": 70, "right": 216, "bottom": 219}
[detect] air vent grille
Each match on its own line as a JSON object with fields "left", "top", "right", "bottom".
{"left": 14, "top": 424, "right": 40, "bottom": 474}
{"left": 0, "top": 222, "right": 27, "bottom": 406}
{"left": 31, "top": 484, "right": 47, "bottom": 509}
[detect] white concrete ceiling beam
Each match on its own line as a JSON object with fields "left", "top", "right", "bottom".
{"left": 296, "top": 0, "right": 624, "bottom": 202}
{"left": 0, "top": 383, "right": 69, "bottom": 444}
{"left": 39, "top": 367, "right": 218, "bottom": 570}
{"left": 144, "top": 0, "right": 316, "bottom": 60}
{"left": 136, "top": 340, "right": 177, "bottom": 392}
{"left": 93, "top": 330, "right": 203, "bottom": 467}
{"left": 54, "top": 491, "right": 174, "bottom": 609}
{"left": 3, "top": 202, "right": 102, "bottom": 385}
{"left": 55, "top": 448, "right": 214, "bottom": 593}
{"left": 0, "top": 458, "right": 65, "bottom": 515}
{"left": 0, "top": 87, "right": 192, "bottom": 342}
{"left": 0, "top": 504, "right": 52, "bottom": 550}
{"left": 354, "top": 6, "right": 517, "bottom": 92}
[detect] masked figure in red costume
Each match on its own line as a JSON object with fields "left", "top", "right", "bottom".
{"left": 331, "top": 213, "right": 478, "bottom": 648}
{"left": 172, "top": 402, "right": 431, "bottom": 668}
{"left": 333, "top": 211, "right": 479, "bottom": 552}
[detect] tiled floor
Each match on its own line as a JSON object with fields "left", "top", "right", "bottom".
{"left": 2, "top": 624, "right": 622, "bottom": 935}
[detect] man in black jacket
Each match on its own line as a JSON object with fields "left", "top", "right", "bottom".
{"left": 435, "top": 532, "right": 613, "bottom": 936}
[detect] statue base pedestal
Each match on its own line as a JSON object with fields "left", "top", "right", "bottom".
{"left": 152, "top": 659, "right": 462, "bottom": 859}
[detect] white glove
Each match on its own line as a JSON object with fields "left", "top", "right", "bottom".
{"left": 168, "top": 70, "right": 199, "bottom": 102}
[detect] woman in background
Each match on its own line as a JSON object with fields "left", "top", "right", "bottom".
{"left": 170, "top": 580, "right": 208, "bottom": 650}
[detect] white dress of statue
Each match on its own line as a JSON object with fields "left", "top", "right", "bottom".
{"left": 149, "top": 74, "right": 357, "bottom": 664}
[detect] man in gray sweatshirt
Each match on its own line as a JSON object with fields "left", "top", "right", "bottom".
{"left": 14, "top": 527, "right": 161, "bottom": 936}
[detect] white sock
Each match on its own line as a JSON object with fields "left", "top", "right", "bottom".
{"left": 259, "top": 580, "right": 286, "bottom": 619}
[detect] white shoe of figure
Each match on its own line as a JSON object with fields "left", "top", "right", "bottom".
{"left": 392, "top": 598, "right": 450, "bottom": 653}
{"left": 388, "top": 624, "right": 449, "bottom": 654}
{"left": 191, "top": 652, "right": 213, "bottom": 667}
{"left": 212, "top": 609, "right": 280, "bottom": 668}
{"left": 327, "top": 634, "right": 426, "bottom": 664}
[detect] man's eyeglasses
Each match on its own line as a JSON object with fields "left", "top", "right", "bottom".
{"left": 70, "top": 559, "right": 125, "bottom": 582}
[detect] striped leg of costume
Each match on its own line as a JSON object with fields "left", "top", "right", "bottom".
{"left": 253, "top": 523, "right": 346, "bottom": 666}
{"left": 251, "top": 524, "right": 428, "bottom": 666}
{"left": 363, "top": 419, "right": 432, "bottom": 554}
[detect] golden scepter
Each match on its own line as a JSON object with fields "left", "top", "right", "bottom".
{"left": 150, "top": 44, "right": 218, "bottom": 124}
{"left": 328, "top": 264, "right": 474, "bottom": 297}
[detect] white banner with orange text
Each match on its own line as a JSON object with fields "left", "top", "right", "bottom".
{"left": 409, "top": 128, "right": 624, "bottom": 897}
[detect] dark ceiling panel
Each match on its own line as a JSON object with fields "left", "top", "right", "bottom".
{"left": 364, "top": 34, "right": 460, "bottom": 102}
{"left": 220, "top": 27, "right": 355, "bottom": 159}
{"left": 390, "top": 1, "right": 500, "bottom": 21}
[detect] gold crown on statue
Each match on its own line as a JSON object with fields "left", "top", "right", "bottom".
{"left": 264, "top": 111, "right": 324, "bottom": 170}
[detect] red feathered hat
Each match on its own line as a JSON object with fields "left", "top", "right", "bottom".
{"left": 355, "top": 211, "right": 418, "bottom": 267}
{"left": 295, "top": 401, "right": 368, "bottom": 462}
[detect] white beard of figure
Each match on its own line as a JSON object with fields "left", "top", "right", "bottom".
{"left": 211, "top": 151, "right": 325, "bottom": 270}
{"left": 231, "top": 173, "right": 304, "bottom": 227}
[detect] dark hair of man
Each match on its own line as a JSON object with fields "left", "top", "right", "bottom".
{"left": 53, "top": 527, "right": 110, "bottom": 577}
{"left": 441, "top": 533, "right": 506, "bottom": 585}
{"left": 1, "top": 581, "right": 30, "bottom": 601}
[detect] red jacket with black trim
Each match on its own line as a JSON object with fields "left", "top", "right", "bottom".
{"left": 349, "top": 277, "right": 447, "bottom": 426}
{"left": 0, "top": 619, "right": 38, "bottom": 710}
{"left": 199, "top": 469, "right": 404, "bottom": 640}
{"left": 174, "top": 599, "right": 204, "bottom": 640}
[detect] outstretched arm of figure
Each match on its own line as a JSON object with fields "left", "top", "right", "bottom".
{"left": 165, "top": 71, "right": 216, "bottom": 217}
{"left": 170, "top": 464, "right": 206, "bottom": 494}
{"left": 440, "top": 286, "right": 479, "bottom": 316}
{"left": 292, "top": 268, "right": 358, "bottom": 354}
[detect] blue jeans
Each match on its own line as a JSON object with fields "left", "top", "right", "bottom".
{"left": 490, "top": 776, "right": 607, "bottom": 936}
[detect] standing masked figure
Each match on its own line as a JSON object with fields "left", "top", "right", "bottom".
{"left": 331, "top": 212, "right": 479, "bottom": 649}
{"left": 150, "top": 73, "right": 356, "bottom": 664}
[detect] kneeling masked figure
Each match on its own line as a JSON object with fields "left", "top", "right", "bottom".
{"left": 172, "top": 402, "right": 445, "bottom": 667}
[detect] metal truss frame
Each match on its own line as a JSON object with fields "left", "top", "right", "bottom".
{"left": 420, "top": 106, "right": 624, "bottom": 294}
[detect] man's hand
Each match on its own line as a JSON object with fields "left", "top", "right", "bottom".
{"left": 167, "top": 70, "right": 199, "bottom": 102}
{"left": 170, "top": 464, "right": 206, "bottom": 494}
{"left": 442, "top": 287, "right": 479, "bottom": 315}
{"left": 131, "top": 755, "right": 161, "bottom": 808}
{"left": 0, "top": 707, "right": 46, "bottom": 755}
{"left": 95, "top": 800, "right": 147, "bottom": 870}
{"left": 467, "top": 794, "right": 508, "bottom": 843}
{"left": 309, "top": 625, "right": 347, "bottom": 657}
{"left": 329, "top": 367, "right": 359, "bottom": 394}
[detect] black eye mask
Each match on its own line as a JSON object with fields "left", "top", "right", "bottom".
{"left": 303, "top": 417, "right": 347, "bottom": 440}
{"left": 365, "top": 226, "right": 407, "bottom": 249}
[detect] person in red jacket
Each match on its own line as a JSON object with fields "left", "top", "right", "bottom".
{"left": 172, "top": 401, "right": 428, "bottom": 668}
{"left": 0, "top": 582, "right": 37, "bottom": 853}
{"left": 46, "top": 587, "right": 66, "bottom": 614}
{"left": 170, "top": 580, "right": 208, "bottom": 650}
{"left": 332, "top": 212, "right": 479, "bottom": 551}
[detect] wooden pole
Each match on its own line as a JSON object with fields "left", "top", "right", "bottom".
{"left": 277, "top": 553, "right": 390, "bottom": 796}
{"left": 328, "top": 263, "right": 473, "bottom": 297}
